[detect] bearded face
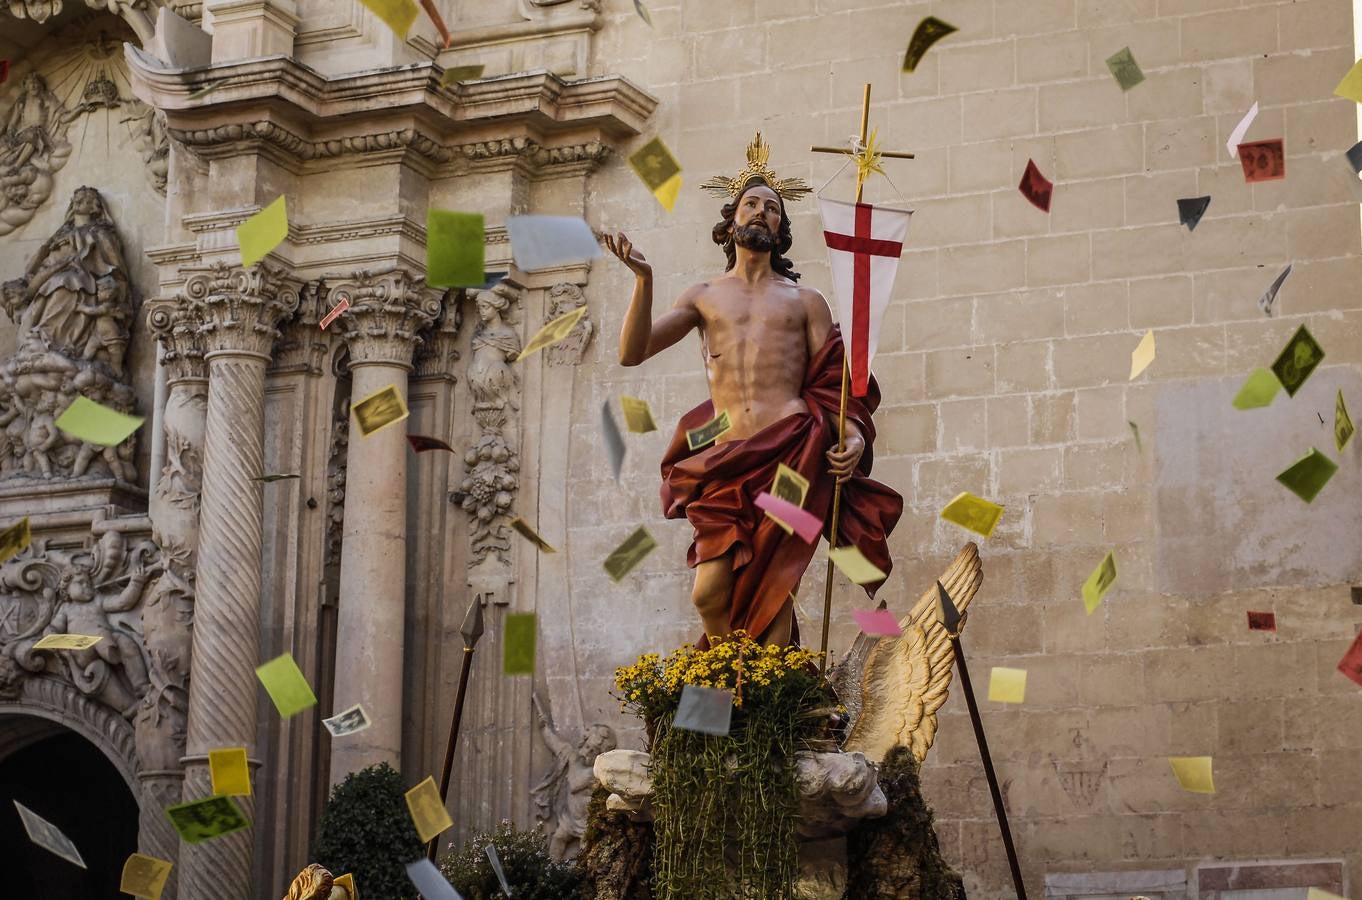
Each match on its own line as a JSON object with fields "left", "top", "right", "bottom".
{"left": 733, "top": 220, "right": 775, "bottom": 251}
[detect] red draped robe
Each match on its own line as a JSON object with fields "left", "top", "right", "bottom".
{"left": 660, "top": 325, "right": 904, "bottom": 646}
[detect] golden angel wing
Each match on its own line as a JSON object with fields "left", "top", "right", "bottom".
{"left": 841, "top": 543, "right": 983, "bottom": 763}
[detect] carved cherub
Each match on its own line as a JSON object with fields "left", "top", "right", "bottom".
{"left": 71, "top": 379, "right": 137, "bottom": 482}
{"left": 22, "top": 389, "right": 59, "bottom": 478}
{"left": 531, "top": 691, "right": 617, "bottom": 859}
{"left": 77, "top": 274, "right": 130, "bottom": 376}
{"left": 41, "top": 550, "right": 153, "bottom": 716}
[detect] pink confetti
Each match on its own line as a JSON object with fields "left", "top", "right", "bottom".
{"left": 320, "top": 295, "right": 350, "bottom": 330}
{"left": 755, "top": 492, "right": 823, "bottom": 543}
{"left": 851, "top": 607, "right": 902, "bottom": 637}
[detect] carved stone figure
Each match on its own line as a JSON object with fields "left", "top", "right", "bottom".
{"left": 7, "top": 0, "right": 64, "bottom": 23}
{"left": 543, "top": 282, "right": 594, "bottom": 367}
{"left": 0, "top": 531, "right": 159, "bottom": 719}
{"left": 0, "top": 186, "right": 138, "bottom": 482}
{"left": 0, "top": 72, "right": 83, "bottom": 231}
{"left": 458, "top": 284, "right": 522, "bottom": 566}
{"left": 531, "top": 691, "right": 618, "bottom": 859}
{"left": 122, "top": 100, "right": 169, "bottom": 194}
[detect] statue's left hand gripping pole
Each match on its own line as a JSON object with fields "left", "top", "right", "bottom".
{"left": 428, "top": 595, "right": 486, "bottom": 863}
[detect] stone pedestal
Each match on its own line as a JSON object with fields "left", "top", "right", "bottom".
{"left": 205, "top": 0, "right": 299, "bottom": 64}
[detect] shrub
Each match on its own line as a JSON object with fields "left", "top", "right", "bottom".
{"left": 439, "top": 821, "right": 581, "bottom": 899}
{"left": 313, "top": 762, "right": 423, "bottom": 900}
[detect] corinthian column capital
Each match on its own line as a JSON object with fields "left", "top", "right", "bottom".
{"left": 182, "top": 262, "right": 304, "bottom": 359}
{"left": 147, "top": 298, "right": 208, "bottom": 384}
{"left": 323, "top": 267, "right": 443, "bottom": 368}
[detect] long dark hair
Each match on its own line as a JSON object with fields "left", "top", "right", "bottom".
{"left": 711, "top": 176, "right": 800, "bottom": 282}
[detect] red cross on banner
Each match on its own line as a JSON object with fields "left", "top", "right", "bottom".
{"left": 818, "top": 197, "right": 913, "bottom": 397}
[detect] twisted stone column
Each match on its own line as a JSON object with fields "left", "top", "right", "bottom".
{"left": 326, "top": 268, "right": 441, "bottom": 783}
{"left": 177, "top": 264, "right": 301, "bottom": 900}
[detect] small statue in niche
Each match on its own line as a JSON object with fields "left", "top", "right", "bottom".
{"left": 531, "top": 691, "right": 618, "bottom": 859}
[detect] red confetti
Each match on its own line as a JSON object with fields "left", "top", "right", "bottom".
{"left": 1237, "top": 139, "right": 1285, "bottom": 183}
{"left": 1338, "top": 629, "right": 1362, "bottom": 687}
{"left": 1019, "top": 158, "right": 1053, "bottom": 212}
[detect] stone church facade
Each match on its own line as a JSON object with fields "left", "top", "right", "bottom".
{"left": 0, "top": 0, "right": 1359, "bottom": 898}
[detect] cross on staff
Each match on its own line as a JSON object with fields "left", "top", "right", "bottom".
{"left": 811, "top": 83, "right": 916, "bottom": 202}
{"left": 808, "top": 83, "right": 914, "bottom": 672}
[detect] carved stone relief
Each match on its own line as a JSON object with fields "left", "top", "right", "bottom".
{"left": 543, "top": 282, "right": 593, "bottom": 367}
{"left": 0, "top": 60, "right": 126, "bottom": 235}
{"left": 0, "top": 186, "right": 139, "bottom": 483}
{"left": 4, "top": 0, "right": 152, "bottom": 24}
{"left": 122, "top": 99, "right": 170, "bottom": 195}
{"left": 531, "top": 691, "right": 617, "bottom": 859}
{"left": 0, "top": 523, "right": 191, "bottom": 885}
{"left": 0, "top": 531, "right": 158, "bottom": 717}
{"left": 457, "top": 283, "right": 521, "bottom": 567}
{"left": 324, "top": 410, "right": 348, "bottom": 569}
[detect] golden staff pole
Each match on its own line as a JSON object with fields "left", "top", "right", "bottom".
{"left": 816, "top": 83, "right": 872, "bottom": 674}
{"left": 419, "top": 0, "right": 454, "bottom": 48}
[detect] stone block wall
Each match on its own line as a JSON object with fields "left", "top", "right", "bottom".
{"left": 571, "top": 0, "right": 1362, "bottom": 895}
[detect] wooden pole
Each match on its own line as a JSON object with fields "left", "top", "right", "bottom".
{"left": 818, "top": 83, "right": 872, "bottom": 673}
{"left": 427, "top": 598, "right": 484, "bottom": 863}
{"left": 938, "top": 582, "right": 1028, "bottom": 899}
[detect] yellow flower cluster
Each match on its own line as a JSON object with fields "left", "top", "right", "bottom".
{"left": 613, "top": 633, "right": 823, "bottom": 716}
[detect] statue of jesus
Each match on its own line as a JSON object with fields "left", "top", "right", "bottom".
{"left": 607, "top": 133, "right": 903, "bottom": 649}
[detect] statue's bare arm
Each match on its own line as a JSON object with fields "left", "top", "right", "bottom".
{"left": 606, "top": 232, "right": 703, "bottom": 367}
{"left": 532, "top": 691, "right": 572, "bottom": 759}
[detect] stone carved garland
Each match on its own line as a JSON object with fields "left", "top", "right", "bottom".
{"left": 458, "top": 283, "right": 521, "bottom": 567}
{"left": 0, "top": 186, "right": 138, "bottom": 482}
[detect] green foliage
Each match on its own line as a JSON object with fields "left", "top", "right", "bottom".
{"left": 313, "top": 763, "right": 423, "bottom": 900}
{"left": 644, "top": 642, "right": 835, "bottom": 900}
{"left": 439, "top": 821, "right": 581, "bottom": 899}
{"left": 842, "top": 747, "right": 966, "bottom": 900}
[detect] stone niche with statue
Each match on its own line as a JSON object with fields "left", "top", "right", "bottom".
{"left": 0, "top": 184, "right": 139, "bottom": 487}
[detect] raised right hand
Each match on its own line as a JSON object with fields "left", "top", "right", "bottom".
{"left": 604, "top": 231, "right": 652, "bottom": 279}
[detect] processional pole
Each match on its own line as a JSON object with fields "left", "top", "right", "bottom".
{"left": 810, "top": 84, "right": 915, "bottom": 673}
{"left": 937, "top": 580, "right": 1028, "bottom": 900}
{"left": 427, "top": 596, "right": 485, "bottom": 863}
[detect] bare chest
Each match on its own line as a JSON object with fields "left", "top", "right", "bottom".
{"left": 695, "top": 285, "right": 806, "bottom": 358}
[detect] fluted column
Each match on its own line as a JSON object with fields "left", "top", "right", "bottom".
{"left": 326, "top": 268, "right": 441, "bottom": 783}
{"left": 177, "top": 264, "right": 301, "bottom": 900}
